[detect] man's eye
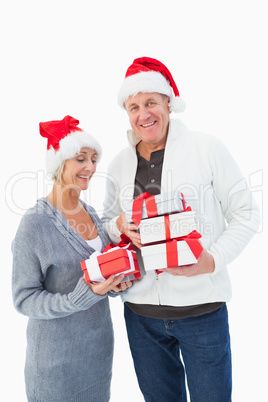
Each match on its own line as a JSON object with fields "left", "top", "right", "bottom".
{"left": 148, "top": 102, "right": 155, "bottom": 106}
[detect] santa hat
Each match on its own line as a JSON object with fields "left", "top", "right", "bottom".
{"left": 118, "top": 57, "right": 186, "bottom": 113}
{"left": 39, "top": 115, "right": 102, "bottom": 177}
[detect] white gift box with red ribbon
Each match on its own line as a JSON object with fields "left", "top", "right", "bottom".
{"left": 124, "top": 191, "right": 189, "bottom": 225}
{"left": 141, "top": 232, "right": 203, "bottom": 271}
{"left": 139, "top": 210, "right": 197, "bottom": 245}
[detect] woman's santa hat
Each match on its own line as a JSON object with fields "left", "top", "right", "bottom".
{"left": 118, "top": 57, "right": 186, "bottom": 113}
{"left": 39, "top": 115, "right": 102, "bottom": 177}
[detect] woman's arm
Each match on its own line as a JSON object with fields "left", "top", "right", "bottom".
{"left": 12, "top": 238, "right": 107, "bottom": 320}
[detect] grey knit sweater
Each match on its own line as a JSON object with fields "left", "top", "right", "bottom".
{"left": 12, "top": 198, "right": 113, "bottom": 402}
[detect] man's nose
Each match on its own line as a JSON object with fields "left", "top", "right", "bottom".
{"left": 139, "top": 106, "right": 150, "bottom": 120}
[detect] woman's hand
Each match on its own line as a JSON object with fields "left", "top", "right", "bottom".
{"left": 162, "top": 249, "right": 215, "bottom": 277}
{"left": 116, "top": 212, "right": 142, "bottom": 249}
{"left": 83, "top": 274, "right": 132, "bottom": 295}
{"left": 113, "top": 279, "right": 133, "bottom": 293}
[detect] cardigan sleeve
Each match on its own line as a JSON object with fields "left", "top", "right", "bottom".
{"left": 12, "top": 223, "right": 106, "bottom": 320}
{"left": 207, "top": 137, "right": 260, "bottom": 272}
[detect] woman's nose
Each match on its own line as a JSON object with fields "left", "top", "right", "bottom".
{"left": 85, "top": 160, "right": 96, "bottom": 173}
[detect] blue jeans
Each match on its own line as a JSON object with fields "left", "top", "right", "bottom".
{"left": 124, "top": 303, "right": 232, "bottom": 402}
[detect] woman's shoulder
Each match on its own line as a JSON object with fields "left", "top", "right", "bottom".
{"left": 14, "top": 199, "right": 52, "bottom": 240}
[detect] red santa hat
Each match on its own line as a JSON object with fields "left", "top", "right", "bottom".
{"left": 118, "top": 57, "right": 186, "bottom": 113}
{"left": 39, "top": 115, "right": 102, "bottom": 177}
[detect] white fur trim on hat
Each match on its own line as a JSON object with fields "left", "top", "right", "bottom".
{"left": 118, "top": 71, "right": 172, "bottom": 106}
{"left": 118, "top": 70, "right": 185, "bottom": 113}
{"left": 169, "top": 96, "right": 186, "bottom": 113}
{"left": 46, "top": 130, "right": 102, "bottom": 177}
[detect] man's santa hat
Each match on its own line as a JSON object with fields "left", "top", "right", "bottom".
{"left": 39, "top": 115, "right": 102, "bottom": 177}
{"left": 118, "top": 57, "right": 186, "bottom": 113}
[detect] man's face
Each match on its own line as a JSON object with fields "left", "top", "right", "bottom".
{"left": 125, "top": 92, "right": 170, "bottom": 147}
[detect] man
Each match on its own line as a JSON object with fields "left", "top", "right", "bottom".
{"left": 102, "top": 57, "right": 260, "bottom": 402}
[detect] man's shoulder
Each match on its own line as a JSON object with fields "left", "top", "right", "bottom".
{"left": 108, "top": 146, "right": 135, "bottom": 170}
{"left": 170, "top": 119, "right": 217, "bottom": 148}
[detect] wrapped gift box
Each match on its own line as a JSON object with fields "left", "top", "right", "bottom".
{"left": 141, "top": 235, "right": 203, "bottom": 271}
{"left": 81, "top": 242, "right": 140, "bottom": 283}
{"left": 139, "top": 210, "right": 197, "bottom": 245}
{"left": 121, "top": 272, "right": 141, "bottom": 283}
{"left": 124, "top": 191, "right": 189, "bottom": 225}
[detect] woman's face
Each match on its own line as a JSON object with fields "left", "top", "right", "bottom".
{"left": 61, "top": 147, "right": 97, "bottom": 191}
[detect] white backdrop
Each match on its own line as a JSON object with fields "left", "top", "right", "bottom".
{"left": 1, "top": 1, "right": 267, "bottom": 401}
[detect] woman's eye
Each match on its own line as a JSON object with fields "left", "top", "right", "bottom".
{"left": 77, "top": 158, "right": 85, "bottom": 163}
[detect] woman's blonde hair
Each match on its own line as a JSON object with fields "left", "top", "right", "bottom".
{"left": 53, "top": 161, "right": 66, "bottom": 183}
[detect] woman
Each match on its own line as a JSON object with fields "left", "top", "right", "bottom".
{"left": 12, "top": 115, "right": 131, "bottom": 402}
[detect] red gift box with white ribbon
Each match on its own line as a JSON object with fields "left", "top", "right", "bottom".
{"left": 141, "top": 231, "right": 203, "bottom": 272}
{"left": 81, "top": 235, "right": 140, "bottom": 283}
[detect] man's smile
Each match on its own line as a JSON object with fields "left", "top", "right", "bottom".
{"left": 141, "top": 121, "right": 156, "bottom": 128}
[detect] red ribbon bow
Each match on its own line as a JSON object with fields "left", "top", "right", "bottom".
{"left": 103, "top": 234, "right": 135, "bottom": 253}
{"left": 131, "top": 192, "right": 188, "bottom": 227}
{"left": 131, "top": 192, "right": 158, "bottom": 227}
{"left": 157, "top": 230, "right": 203, "bottom": 273}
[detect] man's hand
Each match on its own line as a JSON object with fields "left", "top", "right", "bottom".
{"left": 116, "top": 212, "right": 142, "bottom": 249}
{"left": 162, "top": 249, "right": 215, "bottom": 277}
{"left": 84, "top": 274, "right": 132, "bottom": 295}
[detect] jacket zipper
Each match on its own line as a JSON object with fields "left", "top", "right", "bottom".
{"left": 155, "top": 270, "right": 161, "bottom": 304}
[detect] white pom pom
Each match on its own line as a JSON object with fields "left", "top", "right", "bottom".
{"left": 169, "top": 96, "right": 186, "bottom": 113}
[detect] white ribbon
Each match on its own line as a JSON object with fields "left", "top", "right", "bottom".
{"left": 85, "top": 246, "right": 137, "bottom": 283}
{"left": 84, "top": 250, "right": 105, "bottom": 283}
{"left": 117, "top": 249, "right": 136, "bottom": 276}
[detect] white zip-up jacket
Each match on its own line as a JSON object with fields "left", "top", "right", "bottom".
{"left": 102, "top": 119, "right": 260, "bottom": 306}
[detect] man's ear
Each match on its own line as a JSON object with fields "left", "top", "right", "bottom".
{"left": 167, "top": 97, "right": 172, "bottom": 114}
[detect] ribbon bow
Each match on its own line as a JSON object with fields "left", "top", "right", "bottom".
{"left": 131, "top": 192, "right": 158, "bottom": 227}
{"left": 157, "top": 230, "right": 203, "bottom": 273}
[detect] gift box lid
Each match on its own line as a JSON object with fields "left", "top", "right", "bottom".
{"left": 81, "top": 247, "right": 140, "bottom": 283}
{"left": 141, "top": 238, "right": 202, "bottom": 256}
{"left": 83, "top": 248, "right": 138, "bottom": 271}
{"left": 141, "top": 239, "right": 192, "bottom": 256}
{"left": 139, "top": 210, "right": 197, "bottom": 245}
{"left": 141, "top": 238, "right": 203, "bottom": 270}
{"left": 124, "top": 190, "right": 189, "bottom": 224}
